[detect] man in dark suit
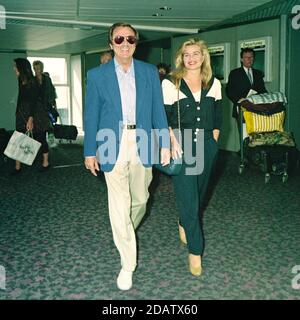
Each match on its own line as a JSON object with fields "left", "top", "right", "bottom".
{"left": 226, "top": 47, "right": 267, "bottom": 119}
{"left": 84, "top": 22, "right": 170, "bottom": 291}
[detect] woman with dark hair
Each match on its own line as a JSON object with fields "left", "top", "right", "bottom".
{"left": 12, "top": 58, "right": 50, "bottom": 174}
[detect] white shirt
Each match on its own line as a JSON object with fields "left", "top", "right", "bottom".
{"left": 114, "top": 58, "right": 136, "bottom": 125}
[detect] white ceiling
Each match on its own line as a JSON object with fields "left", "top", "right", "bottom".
{"left": 0, "top": 0, "right": 273, "bottom": 53}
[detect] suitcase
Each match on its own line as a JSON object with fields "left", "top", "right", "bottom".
{"left": 53, "top": 124, "right": 78, "bottom": 141}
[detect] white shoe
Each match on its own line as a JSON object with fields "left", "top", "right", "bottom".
{"left": 117, "top": 269, "right": 133, "bottom": 291}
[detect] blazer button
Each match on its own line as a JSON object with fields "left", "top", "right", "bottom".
{"left": 197, "top": 117, "right": 200, "bottom": 121}
{"left": 193, "top": 138, "right": 197, "bottom": 142}
{"left": 197, "top": 107, "right": 200, "bottom": 110}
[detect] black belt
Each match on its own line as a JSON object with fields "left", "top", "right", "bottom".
{"left": 124, "top": 124, "right": 136, "bottom": 129}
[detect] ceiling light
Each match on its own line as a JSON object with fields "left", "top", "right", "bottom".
{"left": 72, "top": 25, "right": 93, "bottom": 30}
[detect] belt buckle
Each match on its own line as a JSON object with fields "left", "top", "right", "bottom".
{"left": 126, "top": 124, "right": 136, "bottom": 129}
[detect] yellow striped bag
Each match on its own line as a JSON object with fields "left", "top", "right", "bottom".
{"left": 242, "top": 109, "right": 284, "bottom": 134}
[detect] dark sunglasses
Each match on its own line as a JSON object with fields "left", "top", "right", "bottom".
{"left": 113, "top": 35, "right": 137, "bottom": 45}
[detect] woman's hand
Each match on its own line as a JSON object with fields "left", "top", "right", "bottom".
{"left": 160, "top": 148, "right": 170, "bottom": 166}
{"left": 26, "top": 117, "right": 34, "bottom": 131}
{"left": 169, "top": 128, "right": 183, "bottom": 159}
{"left": 171, "top": 136, "right": 183, "bottom": 159}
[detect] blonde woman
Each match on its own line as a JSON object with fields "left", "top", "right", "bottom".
{"left": 162, "top": 38, "right": 222, "bottom": 276}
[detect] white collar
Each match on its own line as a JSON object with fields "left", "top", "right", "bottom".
{"left": 243, "top": 66, "right": 252, "bottom": 73}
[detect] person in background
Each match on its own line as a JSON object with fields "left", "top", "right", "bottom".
{"left": 43, "top": 71, "right": 57, "bottom": 107}
{"left": 12, "top": 58, "right": 37, "bottom": 174}
{"left": 12, "top": 58, "right": 50, "bottom": 174}
{"left": 100, "top": 50, "right": 113, "bottom": 64}
{"left": 32, "top": 60, "right": 56, "bottom": 171}
{"left": 84, "top": 22, "right": 170, "bottom": 291}
{"left": 161, "top": 38, "right": 222, "bottom": 277}
{"left": 226, "top": 47, "right": 267, "bottom": 120}
{"left": 43, "top": 71, "right": 58, "bottom": 146}
{"left": 157, "top": 62, "right": 170, "bottom": 83}
{"left": 43, "top": 71, "right": 59, "bottom": 123}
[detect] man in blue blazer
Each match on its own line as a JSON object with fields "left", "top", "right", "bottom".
{"left": 84, "top": 22, "right": 170, "bottom": 291}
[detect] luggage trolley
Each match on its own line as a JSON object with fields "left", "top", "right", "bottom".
{"left": 237, "top": 92, "right": 297, "bottom": 183}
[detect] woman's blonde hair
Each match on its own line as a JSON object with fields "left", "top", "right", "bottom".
{"left": 171, "top": 38, "right": 212, "bottom": 89}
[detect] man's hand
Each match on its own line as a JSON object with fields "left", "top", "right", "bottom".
{"left": 160, "top": 148, "right": 170, "bottom": 166}
{"left": 84, "top": 156, "right": 100, "bottom": 176}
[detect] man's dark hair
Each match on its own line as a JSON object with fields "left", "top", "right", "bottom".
{"left": 108, "top": 22, "right": 139, "bottom": 44}
{"left": 240, "top": 47, "right": 255, "bottom": 59}
{"left": 157, "top": 63, "right": 170, "bottom": 74}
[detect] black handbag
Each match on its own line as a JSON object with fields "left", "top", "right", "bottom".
{"left": 155, "top": 156, "right": 182, "bottom": 175}
{"left": 154, "top": 87, "right": 182, "bottom": 175}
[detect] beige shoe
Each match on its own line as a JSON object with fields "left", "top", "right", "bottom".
{"left": 117, "top": 269, "right": 133, "bottom": 291}
{"left": 188, "top": 254, "right": 202, "bottom": 276}
{"left": 178, "top": 222, "right": 187, "bottom": 245}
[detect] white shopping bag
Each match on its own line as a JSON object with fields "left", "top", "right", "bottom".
{"left": 4, "top": 131, "right": 41, "bottom": 165}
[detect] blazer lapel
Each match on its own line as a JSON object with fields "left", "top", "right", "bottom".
{"left": 134, "top": 59, "right": 147, "bottom": 121}
{"left": 104, "top": 61, "right": 123, "bottom": 120}
{"left": 252, "top": 68, "right": 260, "bottom": 86}
{"left": 180, "top": 79, "right": 196, "bottom": 104}
{"left": 181, "top": 79, "right": 210, "bottom": 106}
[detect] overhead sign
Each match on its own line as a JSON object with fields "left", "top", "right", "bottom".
{"left": 208, "top": 45, "right": 225, "bottom": 55}
{"left": 240, "top": 39, "right": 266, "bottom": 50}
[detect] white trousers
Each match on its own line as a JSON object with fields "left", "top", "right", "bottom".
{"left": 104, "top": 129, "right": 152, "bottom": 271}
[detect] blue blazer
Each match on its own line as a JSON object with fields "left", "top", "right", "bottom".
{"left": 84, "top": 59, "right": 170, "bottom": 172}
